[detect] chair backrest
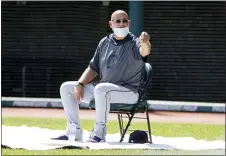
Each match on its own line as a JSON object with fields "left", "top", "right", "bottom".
{"left": 137, "top": 63, "right": 152, "bottom": 103}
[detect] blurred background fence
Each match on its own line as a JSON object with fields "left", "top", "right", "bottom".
{"left": 1, "top": 1, "right": 226, "bottom": 103}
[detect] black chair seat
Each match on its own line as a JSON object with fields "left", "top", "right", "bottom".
{"left": 89, "top": 100, "right": 146, "bottom": 112}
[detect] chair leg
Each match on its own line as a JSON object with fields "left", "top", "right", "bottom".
{"left": 119, "top": 113, "right": 133, "bottom": 142}
{"left": 118, "top": 114, "right": 123, "bottom": 137}
{"left": 146, "top": 107, "right": 153, "bottom": 143}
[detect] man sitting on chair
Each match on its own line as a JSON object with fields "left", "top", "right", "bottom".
{"left": 53, "top": 10, "right": 151, "bottom": 143}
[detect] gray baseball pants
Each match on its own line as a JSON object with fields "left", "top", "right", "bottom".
{"left": 60, "top": 81, "right": 139, "bottom": 140}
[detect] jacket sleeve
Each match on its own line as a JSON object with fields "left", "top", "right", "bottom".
{"left": 132, "top": 39, "right": 143, "bottom": 60}
{"left": 132, "top": 39, "right": 149, "bottom": 62}
{"left": 89, "top": 40, "right": 102, "bottom": 74}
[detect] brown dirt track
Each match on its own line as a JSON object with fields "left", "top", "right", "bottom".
{"left": 2, "top": 108, "right": 225, "bottom": 125}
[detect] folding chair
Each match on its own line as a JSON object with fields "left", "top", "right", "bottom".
{"left": 89, "top": 63, "right": 153, "bottom": 143}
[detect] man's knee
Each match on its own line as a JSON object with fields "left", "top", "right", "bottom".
{"left": 60, "top": 81, "right": 78, "bottom": 95}
{"left": 94, "top": 83, "right": 110, "bottom": 95}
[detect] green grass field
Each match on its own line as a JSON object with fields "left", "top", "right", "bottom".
{"left": 2, "top": 117, "right": 225, "bottom": 155}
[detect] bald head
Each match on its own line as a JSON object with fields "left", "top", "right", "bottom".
{"left": 109, "top": 10, "right": 130, "bottom": 37}
{"left": 111, "top": 10, "right": 129, "bottom": 20}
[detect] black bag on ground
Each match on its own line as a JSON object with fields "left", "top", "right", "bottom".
{"left": 128, "top": 130, "right": 149, "bottom": 143}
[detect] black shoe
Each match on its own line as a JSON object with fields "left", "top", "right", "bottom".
{"left": 51, "top": 135, "right": 69, "bottom": 140}
{"left": 87, "top": 136, "right": 105, "bottom": 143}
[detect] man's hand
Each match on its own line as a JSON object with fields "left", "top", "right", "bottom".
{"left": 139, "top": 32, "right": 150, "bottom": 43}
{"left": 73, "top": 84, "right": 84, "bottom": 104}
{"left": 139, "top": 32, "right": 151, "bottom": 57}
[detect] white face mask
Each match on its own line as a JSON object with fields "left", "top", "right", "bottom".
{"left": 112, "top": 27, "right": 129, "bottom": 38}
